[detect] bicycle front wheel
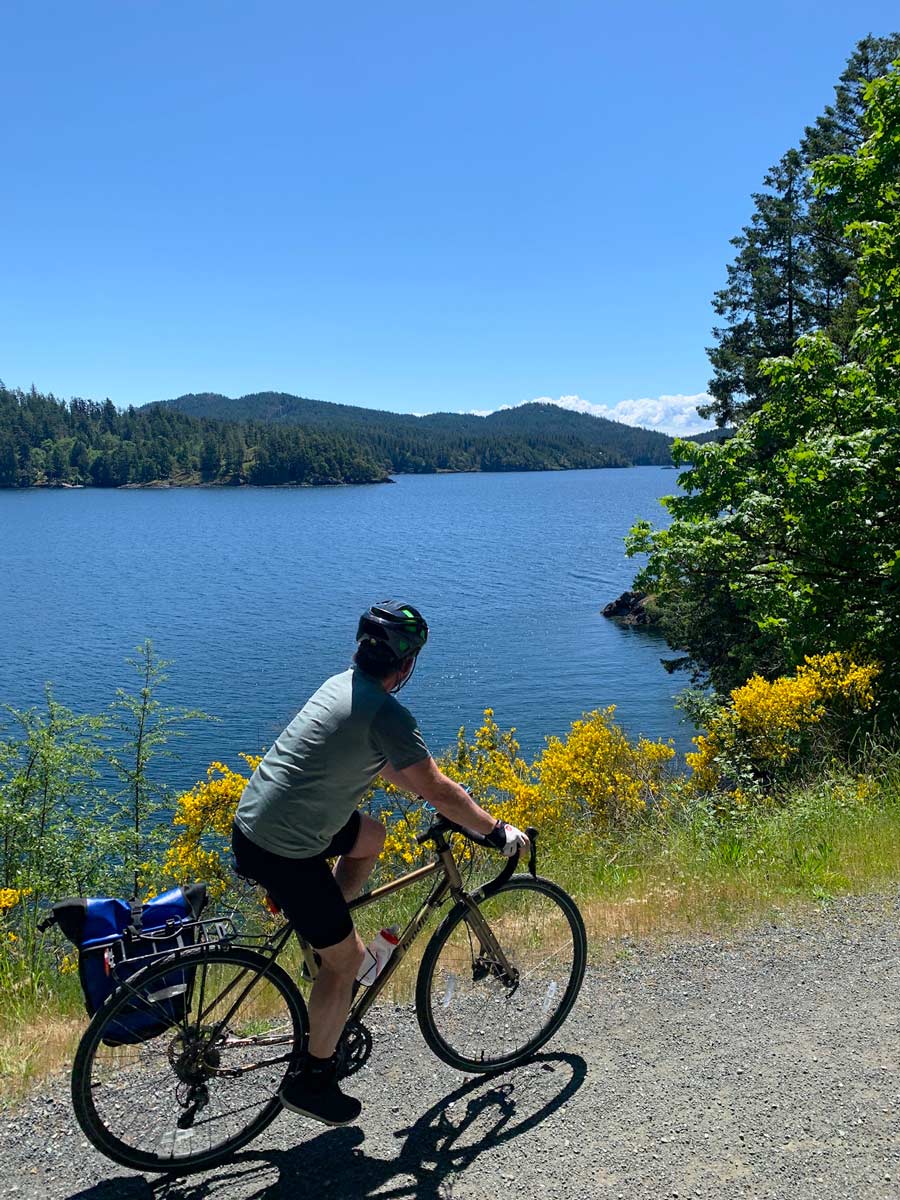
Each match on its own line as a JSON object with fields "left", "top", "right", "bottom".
{"left": 416, "top": 875, "right": 587, "bottom": 1072}
{"left": 72, "top": 943, "right": 307, "bottom": 1175}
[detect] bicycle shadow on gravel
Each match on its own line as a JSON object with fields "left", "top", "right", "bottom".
{"left": 65, "top": 1052, "right": 586, "bottom": 1200}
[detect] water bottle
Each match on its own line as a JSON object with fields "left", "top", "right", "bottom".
{"left": 356, "top": 926, "right": 400, "bottom": 986}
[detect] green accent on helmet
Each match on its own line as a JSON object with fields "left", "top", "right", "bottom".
{"left": 356, "top": 601, "right": 428, "bottom": 661}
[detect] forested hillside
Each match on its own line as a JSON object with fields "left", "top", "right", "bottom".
{"left": 163, "top": 391, "right": 675, "bottom": 469}
{"left": 0, "top": 383, "right": 677, "bottom": 488}
{"left": 0, "top": 386, "right": 388, "bottom": 487}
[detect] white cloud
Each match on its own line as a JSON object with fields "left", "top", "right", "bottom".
{"left": 526, "top": 393, "right": 715, "bottom": 436}
{"left": 452, "top": 394, "right": 713, "bottom": 435}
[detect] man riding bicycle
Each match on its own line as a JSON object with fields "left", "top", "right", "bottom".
{"left": 231, "top": 601, "right": 529, "bottom": 1127}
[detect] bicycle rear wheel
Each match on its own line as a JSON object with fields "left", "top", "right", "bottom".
{"left": 416, "top": 875, "right": 586, "bottom": 1072}
{"left": 72, "top": 943, "right": 306, "bottom": 1175}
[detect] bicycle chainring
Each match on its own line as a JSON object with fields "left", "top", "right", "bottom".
{"left": 335, "top": 1021, "right": 373, "bottom": 1078}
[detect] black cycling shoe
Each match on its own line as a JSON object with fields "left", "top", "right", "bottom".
{"left": 278, "top": 1071, "right": 362, "bottom": 1127}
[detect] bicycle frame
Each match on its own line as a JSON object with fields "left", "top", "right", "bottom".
{"left": 346, "top": 828, "right": 519, "bottom": 1024}
{"left": 71, "top": 815, "right": 593, "bottom": 1176}
{"left": 190, "top": 824, "right": 528, "bottom": 1056}
{"left": 235, "top": 827, "right": 521, "bottom": 1026}
{"left": 103, "top": 823, "right": 534, "bottom": 1081}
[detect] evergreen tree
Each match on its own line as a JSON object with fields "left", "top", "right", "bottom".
{"left": 703, "top": 33, "right": 900, "bottom": 427}
{"left": 802, "top": 33, "right": 900, "bottom": 159}
{"left": 199, "top": 435, "right": 221, "bottom": 479}
{"left": 704, "top": 149, "right": 815, "bottom": 425}
{"left": 0, "top": 438, "right": 17, "bottom": 486}
{"left": 802, "top": 34, "right": 900, "bottom": 356}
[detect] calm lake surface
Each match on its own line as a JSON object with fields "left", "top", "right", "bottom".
{"left": 0, "top": 468, "right": 691, "bottom": 788}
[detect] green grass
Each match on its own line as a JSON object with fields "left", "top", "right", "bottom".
{"left": 2, "top": 757, "right": 900, "bottom": 1102}
{"left": 539, "top": 758, "right": 900, "bottom": 945}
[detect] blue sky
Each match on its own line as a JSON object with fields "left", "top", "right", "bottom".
{"left": 3, "top": 2, "right": 898, "bottom": 434}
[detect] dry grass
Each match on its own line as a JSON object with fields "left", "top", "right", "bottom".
{"left": 579, "top": 881, "right": 823, "bottom": 951}
{"left": 0, "top": 1014, "right": 85, "bottom": 1106}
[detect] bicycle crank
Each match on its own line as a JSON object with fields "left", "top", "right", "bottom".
{"left": 335, "top": 1021, "right": 373, "bottom": 1078}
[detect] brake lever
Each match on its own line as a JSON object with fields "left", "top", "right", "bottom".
{"left": 525, "top": 827, "right": 538, "bottom": 878}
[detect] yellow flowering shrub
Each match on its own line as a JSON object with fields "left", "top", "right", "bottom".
{"left": 379, "top": 806, "right": 426, "bottom": 868}
{"left": 163, "top": 755, "right": 261, "bottom": 897}
{"left": 687, "top": 653, "right": 879, "bottom": 806}
{"left": 0, "top": 888, "right": 32, "bottom": 973}
{"left": 162, "top": 707, "right": 681, "bottom": 885}
{"left": 376, "top": 707, "right": 675, "bottom": 868}
{"left": 446, "top": 709, "right": 551, "bottom": 828}
{"left": 0, "top": 888, "right": 29, "bottom": 910}
{"left": 538, "top": 708, "right": 675, "bottom": 829}
{"left": 160, "top": 664, "right": 874, "bottom": 893}
{"left": 367, "top": 767, "right": 426, "bottom": 868}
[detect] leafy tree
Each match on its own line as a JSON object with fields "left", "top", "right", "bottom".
{"left": 630, "top": 62, "right": 900, "bottom": 707}
{"left": 0, "top": 690, "right": 113, "bottom": 906}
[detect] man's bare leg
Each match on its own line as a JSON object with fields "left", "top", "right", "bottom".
{"left": 303, "top": 815, "right": 385, "bottom": 1058}
{"left": 280, "top": 929, "right": 365, "bottom": 1125}
{"left": 333, "top": 812, "right": 385, "bottom": 901}
{"left": 307, "top": 930, "right": 366, "bottom": 1058}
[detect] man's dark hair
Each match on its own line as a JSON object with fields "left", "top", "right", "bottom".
{"left": 354, "top": 640, "right": 407, "bottom": 680}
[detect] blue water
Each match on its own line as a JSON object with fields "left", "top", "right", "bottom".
{"left": 0, "top": 469, "right": 690, "bottom": 788}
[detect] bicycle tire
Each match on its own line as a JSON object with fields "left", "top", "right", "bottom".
{"left": 72, "top": 943, "right": 307, "bottom": 1175}
{"left": 415, "top": 874, "right": 587, "bottom": 1073}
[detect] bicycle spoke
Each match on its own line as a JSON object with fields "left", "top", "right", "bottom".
{"left": 74, "top": 946, "right": 305, "bottom": 1172}
{"left": 418, "top": 877, "right": 586, "bottom": 1071}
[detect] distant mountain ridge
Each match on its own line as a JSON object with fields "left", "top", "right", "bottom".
{"left": 0, "top": 381, "right": 709, "bottom": 490}
{"left": 161, "top": 390, "right": 676, "bottom": 469}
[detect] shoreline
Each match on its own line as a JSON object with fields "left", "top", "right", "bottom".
{"left": 1, "top": 460, "right": 669, "bottom": 492}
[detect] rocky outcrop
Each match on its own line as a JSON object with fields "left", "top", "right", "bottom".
{"left": 602, "top": 590, "right": 660, "bottom": 627}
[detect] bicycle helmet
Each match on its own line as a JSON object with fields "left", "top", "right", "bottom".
{"left": 356, "top": 601, "right": 429, "bottom": 662}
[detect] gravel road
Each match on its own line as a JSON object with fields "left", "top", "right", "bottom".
{"left": 2, "top": 893, "right": 898, "bottom": 1200}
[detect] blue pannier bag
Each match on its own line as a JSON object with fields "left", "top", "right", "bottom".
{"left": 46, "top": 885, "right": 207, "bottom": 1046}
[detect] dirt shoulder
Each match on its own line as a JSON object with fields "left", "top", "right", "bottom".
{"left": 2, "top": 892, "right": 898, "bottom": 1200}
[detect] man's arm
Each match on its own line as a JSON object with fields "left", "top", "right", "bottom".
{"left": 380, "top": 758, "right": 529, "bottom": 848}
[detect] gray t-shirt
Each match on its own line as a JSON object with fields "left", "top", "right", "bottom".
{"left": 234, "top": 667, "right": 429, "bottom": 858}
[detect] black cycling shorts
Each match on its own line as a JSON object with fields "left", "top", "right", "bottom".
{"left": 231, "top": 812, "right": 361, "bottom": 950}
